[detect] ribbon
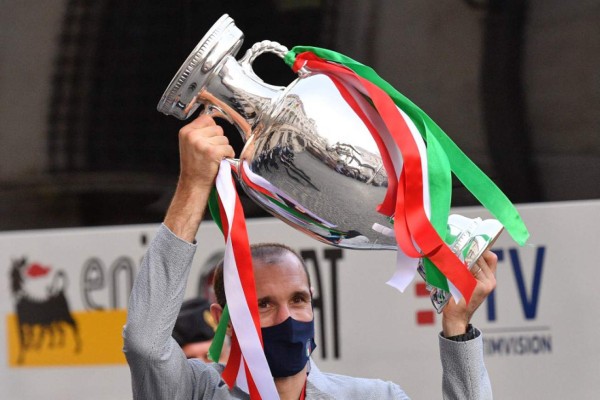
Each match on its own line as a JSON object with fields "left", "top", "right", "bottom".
{"left": 284, "top": 46, "right": 530, "bottom": 298}
{"left": 285, "top": 46, "right": 529, "bottom": 247}
{"left": 325, "top": 74, "right": 428, "bottom": 291}
{"left": 213, "top": 160, "right": 278, "bottom": 399}
{"left": 290, "top": 51, "right": 477, "bottom": 302}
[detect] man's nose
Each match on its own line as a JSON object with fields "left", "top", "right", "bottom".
{"left": 274, "top": 304, "right": 291, "bottom": 325}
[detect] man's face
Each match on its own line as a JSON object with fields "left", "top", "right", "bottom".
{"left": 253, "top": 252, "right": 313, "bottom": 328}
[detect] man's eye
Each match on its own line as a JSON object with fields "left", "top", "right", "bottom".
{"left": 292, "top": 296, "right": 307, "bottom": 303}
{"left": 258, "top": 301, "right": 269, "bottom": 309}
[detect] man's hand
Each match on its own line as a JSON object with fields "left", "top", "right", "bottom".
{"left": 441, "top": 251, "right": 498, "bottom": 337}
{"left": 177, "top": 114, "right": 235, "bottom": 189}
{"left": 164, "top": 115, "right": 235, "bottom": 242}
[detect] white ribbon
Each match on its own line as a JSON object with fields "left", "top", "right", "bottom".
{"left": 216, "top": 160, "right": 279, "bottom": 399}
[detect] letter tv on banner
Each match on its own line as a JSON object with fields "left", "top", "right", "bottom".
{"left": 0, "top": 200, "right": 598, "bottom": 399}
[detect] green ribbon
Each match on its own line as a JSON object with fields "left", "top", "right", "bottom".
{"left": 207, "top": 186, "right": 229, "bottom": 362}
{"left": 423, "top": 130, "right": 452, "bottom": 290}
{"left": 208, "top": 304, "right": 230, "bottom": 362}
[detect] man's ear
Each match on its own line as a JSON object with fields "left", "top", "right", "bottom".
{"left": 210, "top": 303, "right": 223, "bottom": 323}
{"left": 210, "top": 303, "right": 232, "bottom": 336}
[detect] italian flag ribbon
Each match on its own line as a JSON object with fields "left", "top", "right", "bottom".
{"left": 207, "top": 160, "right": 278, "bottom": 399}
{"left": 284, "top": 46, "right": 530, "bottom": 301}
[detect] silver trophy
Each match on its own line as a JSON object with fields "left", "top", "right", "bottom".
{"left": 157, "top": 14, "right": 503, "bottom": 311}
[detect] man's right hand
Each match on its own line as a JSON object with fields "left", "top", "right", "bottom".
{"left": 178, "top": 114, "right": 235, "bottom": 190}
{"left": 164, "top": 115, "right": 235, "bottom": 242}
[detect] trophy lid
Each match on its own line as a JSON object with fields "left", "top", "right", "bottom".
{"left": 157, "top": 14, "right": 244, "bottom": 120}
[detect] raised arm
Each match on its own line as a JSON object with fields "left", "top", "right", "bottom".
{"left": 164, "top": 115, "right": 235, "bottom": 241}
{"left": 123, "top": 115, "right": 235, "bottom": 400}
{"left": 438, "top": 251, "right": 498, "bottom": 399}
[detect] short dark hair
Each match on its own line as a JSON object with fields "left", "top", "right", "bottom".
{"left": 213, "top": 243, "right": 310, "bottom": 308}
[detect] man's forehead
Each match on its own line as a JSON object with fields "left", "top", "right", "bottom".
{"left": 253, "top": 254, "right": 310, "bottom": 287}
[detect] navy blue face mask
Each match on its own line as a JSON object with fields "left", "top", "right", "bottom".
{"left": 261, "top": 317, "right": 316, "bottom": 378}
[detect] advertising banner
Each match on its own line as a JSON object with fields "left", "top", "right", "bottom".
{"left": 1, "top": 200, "right": 598, "bottom": 399}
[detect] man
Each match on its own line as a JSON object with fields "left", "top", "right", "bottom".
{"left": 123, "top": 115, "right": 496, "bottom": 399}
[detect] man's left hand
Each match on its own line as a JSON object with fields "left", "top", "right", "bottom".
{"left": 441, "top": 250, "right": 498, "bottom": 337}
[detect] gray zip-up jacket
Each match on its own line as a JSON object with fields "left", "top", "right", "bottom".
{"left": 123, "top": 224, "right": 492, "bottom": 399}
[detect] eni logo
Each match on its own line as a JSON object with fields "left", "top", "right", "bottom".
{"left": 6, "top": 257, "right": 128, "bottom": 367}
{"left": 9, "top": 257, "right": 81, "bottom": 364}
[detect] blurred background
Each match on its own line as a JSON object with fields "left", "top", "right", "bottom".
{"left": 1, "top": 0, "right": 598, "bottom": 231}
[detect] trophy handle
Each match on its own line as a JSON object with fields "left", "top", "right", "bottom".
{"left": 239, "top": 40, "right": 289, "bottom": 65}
{"left": 238, "top": 40, "right": 289, "bottom": 85}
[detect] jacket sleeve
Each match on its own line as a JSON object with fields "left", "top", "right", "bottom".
{"left": 122, "top": 224, "right": 230, "bottom": 400}
{"left": 438, "top": 327, "right": 493, "bottom": 400}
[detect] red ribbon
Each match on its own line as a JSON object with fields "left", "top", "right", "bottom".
{"left": 326, "top": 76, "right": 398, "bottom": 216}
{"left": 216, "top": 178, "right": 264, "bottom": 399}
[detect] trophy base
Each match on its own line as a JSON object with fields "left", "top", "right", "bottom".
{"left": 417, "top": 214, "right": 504, "bottom": 313}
